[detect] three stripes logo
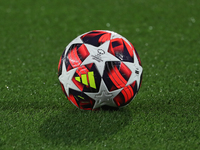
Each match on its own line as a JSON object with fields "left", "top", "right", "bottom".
{"left": 75, "top": 71, "right": 96, "bottom": 89}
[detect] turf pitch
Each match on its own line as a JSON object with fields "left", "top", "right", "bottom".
{"left": 0, "top": 0, "right": 200, "bottom": 149}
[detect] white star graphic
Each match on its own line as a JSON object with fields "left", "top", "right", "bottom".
{"left": 123, "top": 51, "right": 143, "bottom": 89}
{"left": 58, "top": 61, "right": 80, "bottom": 96}
{"left": 85, "top": 80, "right": 122, "bottom": 109}
{"left": 81, "top": 41, "right": 120, "bottom": 76}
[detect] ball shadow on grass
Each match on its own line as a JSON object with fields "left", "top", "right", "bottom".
{"left": 39, "top": 107, "right": 132, "bottom": 146}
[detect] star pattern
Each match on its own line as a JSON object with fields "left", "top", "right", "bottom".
{"left": 58, "top": 61, "right": 80, "bottom": 96}
{"left": 58, "top": 32, "right": 143, "bottom": 110}
{"left": 123, "top": 51, "right": 143, "bottom": 89}
{"left": 85, "top": 80, "right": 122, "bottom": 109}
{"left": 81, "top": 41, "right": 120, "bottom": 76}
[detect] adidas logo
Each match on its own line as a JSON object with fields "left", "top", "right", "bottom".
{"left": 75, "top": 71, "right": 96, "bottom": 89}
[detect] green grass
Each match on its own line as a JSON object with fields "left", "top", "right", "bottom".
{"left": 0, "top": 0, "right": 200, "bottom": 149}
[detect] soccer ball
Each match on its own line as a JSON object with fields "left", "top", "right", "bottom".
{"left": 58, "top": 30, "right": 143, "bottom": 110}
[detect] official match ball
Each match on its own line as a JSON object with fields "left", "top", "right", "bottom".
{"left": 58, "top": 30, "right": 143, "bottom": 110}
